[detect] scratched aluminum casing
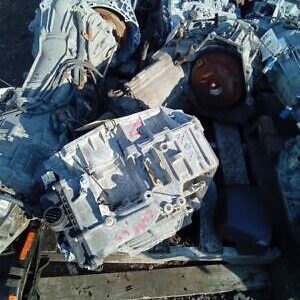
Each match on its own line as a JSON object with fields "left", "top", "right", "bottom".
{"left": 42, "top": 108, "right": 219, "bottom": 270}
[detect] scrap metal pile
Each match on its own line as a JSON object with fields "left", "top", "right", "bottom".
{"left": 0, "top": 0, "right": 299, "bottom": 271}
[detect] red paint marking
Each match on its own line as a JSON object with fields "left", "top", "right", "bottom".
{"left": 133, "top": 210, "right": 155, "bottom": 235}
{"left": 114, "top": 228, "right": 130, "bottom": 242}
{"left": 114, "top": 210, "right": 155, "bottom": 242}
{"left": 128, "top": 120, "right": 143, "bottom": 138}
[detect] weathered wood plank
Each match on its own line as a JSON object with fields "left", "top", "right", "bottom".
{"left": 37, "top": 265, "right": 270, "bottom": 300}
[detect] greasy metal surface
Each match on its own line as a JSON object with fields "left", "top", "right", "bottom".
{"left": 95, "top": 8, "right": 127, "bottom": 45}
{"left": 191, "top": 49, "right": 245, "bottom": 108}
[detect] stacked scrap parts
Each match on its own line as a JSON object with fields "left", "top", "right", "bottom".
{"left": 0, "top": 0, "right": 300, "bottom": 299}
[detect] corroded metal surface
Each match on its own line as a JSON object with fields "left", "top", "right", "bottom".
{"left": 191, "top": 49, "right": 245, "bottom": 108}
{"left": 95, "top": 8, "right": 127, "bottom": 46}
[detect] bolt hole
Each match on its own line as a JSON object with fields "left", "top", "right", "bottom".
{"left": 144, "top": 191, "right": 152, "bottom": 199}
{"left": 160, "top": 143, "right": 169, "bottom": 152}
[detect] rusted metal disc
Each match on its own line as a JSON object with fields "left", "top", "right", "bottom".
{"left": 95, "top": 8, "right": 127, "bottom": 46}
{"left": 190, "top": 49, "right": 245, "bottom": 108}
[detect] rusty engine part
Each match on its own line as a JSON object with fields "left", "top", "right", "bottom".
{"left": 190, "top": 49, "right": 246, "bottom": 109}
{"left": 95, "top": 8, "right": 127, "bottom": 46}
{"left": 115, "top": 18, "right": 260, "bottom": 113}
{"left": 87, "top": 0, "right": 140, "bottom": 63}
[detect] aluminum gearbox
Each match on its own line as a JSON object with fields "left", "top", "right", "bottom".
{"left": 41, "top": 108, "right": 219, "bottom": 270}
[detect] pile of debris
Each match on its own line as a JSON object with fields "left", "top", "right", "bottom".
{"left": 0, "top": 0, "right": 299, "bottom": 275}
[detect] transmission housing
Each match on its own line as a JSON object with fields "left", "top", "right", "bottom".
{"left": 41, "top": 108, "right": 218, "bottom": 269}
